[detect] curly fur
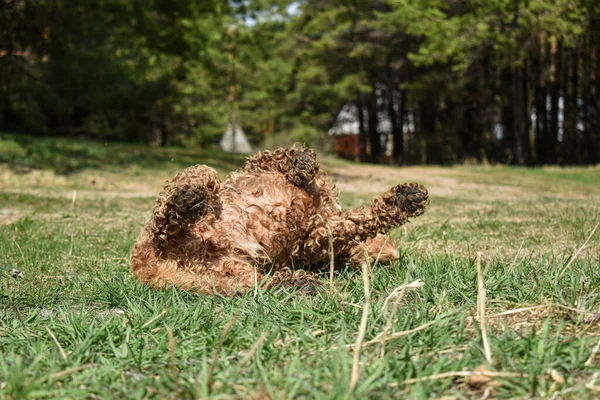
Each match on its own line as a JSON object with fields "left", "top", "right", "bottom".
{"left": 130, "top": 146, "right": 429, "bottom": 295}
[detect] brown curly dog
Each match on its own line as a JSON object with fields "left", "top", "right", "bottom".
{"left": 130, "top": 146, "right": 429, "bottom": 295}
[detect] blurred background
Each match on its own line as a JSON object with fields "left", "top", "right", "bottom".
{"left": 1, "top": 0, "right": 599, "bottom": 166}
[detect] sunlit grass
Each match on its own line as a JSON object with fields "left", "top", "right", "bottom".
{"left": 1, "top": 134, "right": 600, "bottom": 399}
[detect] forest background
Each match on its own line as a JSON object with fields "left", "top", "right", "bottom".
{"left": 1, "top": 0, "right": 599, "bottom": 166}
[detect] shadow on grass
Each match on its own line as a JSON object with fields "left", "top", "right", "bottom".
{"left": 0, "top": 133, "right": 247, "bottom": 175}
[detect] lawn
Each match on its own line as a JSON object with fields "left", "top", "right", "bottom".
{"left": 1, "top": 134, "right": 600, "bottom": 399}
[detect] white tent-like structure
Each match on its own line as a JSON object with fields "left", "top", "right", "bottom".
{"left": 220, "top": 121, "right": 252, "bottom": 153}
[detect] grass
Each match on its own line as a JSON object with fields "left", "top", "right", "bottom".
{"left": 1, "top": 133, "right": 600, "bottom": 399}
{"left": 0, "top": 133, "right": 245, "bottom": 175}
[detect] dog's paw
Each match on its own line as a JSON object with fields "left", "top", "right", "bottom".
{"left": 394, "top": 183, "right": 429, "bottom": 217}
{"left": 167, "top": 185, "right": 212, "bottom": 228}
{"left": 153, "top": 183, "right": 217, "bottom": 247}
{"left": 286, "top": 148, "right": 319, "bottom": 186}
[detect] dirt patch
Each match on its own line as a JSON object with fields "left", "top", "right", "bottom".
{"left": 326, "top": 164, "right": 567, "bottom": 200}
{"left": 2, "top": 188, "right": 157, "bottom": 200}
{"left": 0, "top": 164, "right": 166, "bottom": 199}
{"left": 4, "top": 162, "right": 598, "bottom": 202}
{"left": 0, "top": 208, "right": 27, "bottom": 225}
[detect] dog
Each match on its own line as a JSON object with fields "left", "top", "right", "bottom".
{"left": 131, "top": 146, "right": 429, "bottom": 295}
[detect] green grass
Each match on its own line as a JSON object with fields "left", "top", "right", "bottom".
{"left": 451, "top": 164, "right": 600, "bottom": 193}
{"left": 1, "top": 134, "right": 600, "bottom": 399}
{"left": 0, "top": 133, "right": 245, "bottom": 175}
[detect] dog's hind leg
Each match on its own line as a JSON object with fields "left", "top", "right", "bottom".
{"left": 149, "top": 165, "right": 221, "bottom": 249}
{"left": 299, "top": 183, "right": 429, "bottom": 265}
{"left": 345, "top": 234, "right": 400, "bottom": 266}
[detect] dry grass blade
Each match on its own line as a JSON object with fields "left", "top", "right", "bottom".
{"left": 207, "top": 318, "right": 236, "bottom": 393}
{"left": 389, "top": 369, "right": 527, "bottom": 387}
{"left": 469, "top": 365, "right": 503, "bottom": 388}
{"left": 381, "top": 279, "right": 425, "bottom": 312}
{"left": 466, "top": 305, "right": 548, "bottom": 321}
{"left": 379, "top": 260, "right": 413, "bottom": 358}
{"left": 558, "top": 221, "right": 599, "bottom": 278}
{"left": 141, "top": 310, "right": 167, "bottom": 328}
{"left": 508, "top": 240, "right": 525, "bottom": 271}
{"left": 239, "top": 331, "right": 270, "bottom": 367}
{"left": 480, "top": 387, "right": 493, "bottom": 400}
{"left": 585, "top": 338, "right": 600, "bottom": 366}
{"left": 553, "top": 303, "right": 587, "bottom": 314}
{"left": 548, "top": 368, "right": 565, "bottom": 384}
{"left": 586, "top": 372, "right": 600, "bottom": 392}
{"left": 349, "top": 261, "right": 371, "bottom": 392}
{"left": 327, "top": 226, "right": 335, "bottom": 292}
{"left": 394, "top": 371, "right": 471, "bottom": 386}
{"left": 68, "top": 231, "right": 75, "bottom": 256}
{"left": 70, "top": 189, "right": 77, "bottom": 212}
{"left": 347, "top": 318, "right": 441, "bottom": 349}
{"left": 167, "top": 326, "right": 179, "bottom": 398}
{"left": 585, "top": 312, "right": 600, "bottom": 324}
{"left": 477, "top": 253, "right": 493, "bottom": 365}
{"left": 253, "top": 266, "right": 258, "bottom": 299}
{"left": 47, "top": 363, "right": 95, "bottom": 380}
{"left": 45, "top": 326, "right": 67, "bottom": 360}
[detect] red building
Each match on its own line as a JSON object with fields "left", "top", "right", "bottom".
{"left": 328, "top": 103, "right": 392, "bottom": 161}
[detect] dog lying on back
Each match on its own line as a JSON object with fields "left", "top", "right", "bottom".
{"left": 130, "top": 146, "right": 429, "bottom": 295}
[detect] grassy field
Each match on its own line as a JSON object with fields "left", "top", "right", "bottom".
{"left": 1, "top": 134, "right": 600, "bottom": 399}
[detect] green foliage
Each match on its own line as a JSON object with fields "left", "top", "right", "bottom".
{"left": 396, "top": 0, "right": 586, "bottom": 71}
{"left": 0, "top": 0, "right": 294, "bottom": 145}
{"left": 1, "top": 0, "right": 598, "bottom": 164}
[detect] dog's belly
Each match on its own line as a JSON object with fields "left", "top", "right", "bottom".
{"left": 212, "top": 173, "right": 314, "bottom": 264}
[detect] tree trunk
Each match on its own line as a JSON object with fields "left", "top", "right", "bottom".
{"left": 511, "top": 68, "right": 524, "bottom": 165}
{"left": 588, "top": 10, "right": 600, "bottom": 164}
{"left": 397, "top": 89, "right": 407, "bottom": 164}
{"left": 367, "top": 92, "right": 381, "bottom": 163}
{"left": 571, "top": 47, "right": 580, "bottom": 164}
{"left": 534, "top": 32, "right": 547, "bottom": 164}
{"left": 501, "top": 76, "right": 513, "bottom": 164}
{"left": 390, "top": 89, "right": 404, "bottom": 164}
{"left": 561, "top": 48, "right": 576, "bottom": 165}
{"left": 548, "top": 38, "right": 561, "bottom": 164}
{"left": 418, "top": 96, "right": 435, "bottom": 165}
{"left": 511, "top": 65, "right": 532, "bottom": 165}
{"left": 357, "top": 99, "right": 368, "bottom": 162}
{"left": 582, "top": 20, "right": 597, "bottom": 164}
{"left": 479, "top": 51, "right": 492, "bottom": 163}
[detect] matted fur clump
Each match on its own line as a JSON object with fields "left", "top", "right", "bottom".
{"left": 130, "top": 146, "right": 429, "bottom": 295}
